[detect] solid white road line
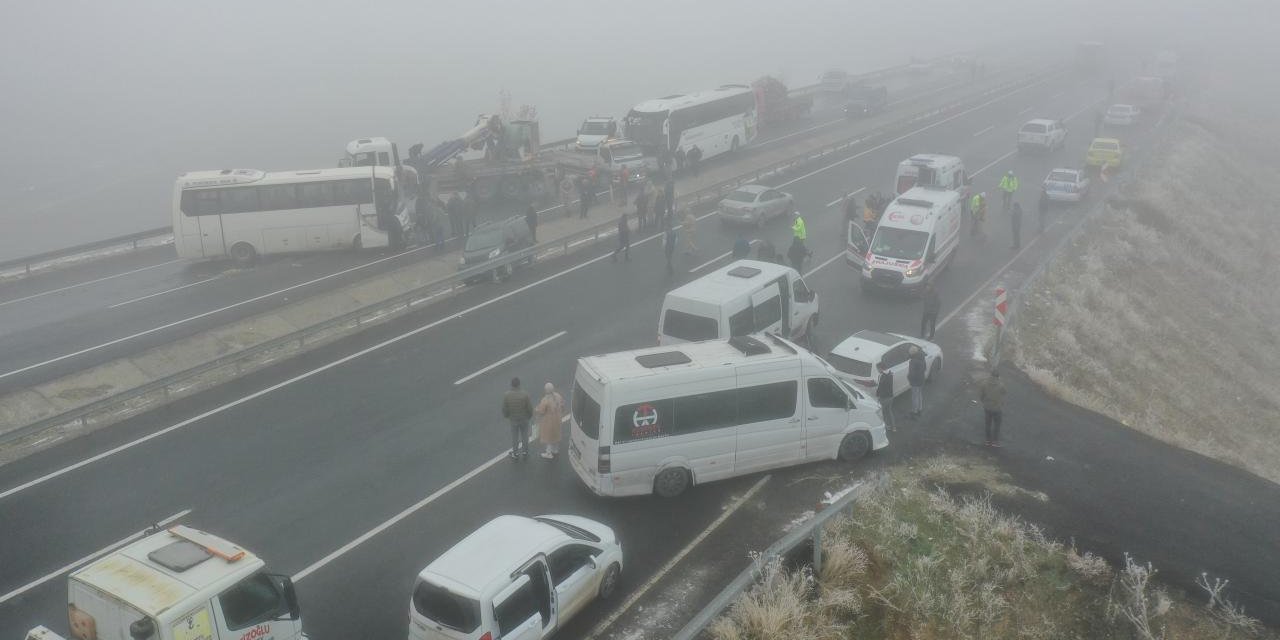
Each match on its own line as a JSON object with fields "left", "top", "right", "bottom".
{"left": 826, "top": 186, "right": 866, "bottom": 207}
{"left": 0, "top": 246, "right": 431, "bottom": 381}
{"left": 690, "top": 240, "right": 759, "bottom": 273}
{"left": 776, "top": 76, "right": 1050, "bottom": 189}
{"left": 0, "top": 78, "right": 1075, "bottom": 500}
{"left": 292, "top": 417, "right": 567, "bottom": 582}
{"left": 453, "top": 331, "right": 567, "bottom": 385}
{"left": 972, "top": 125, "right": 995, "bottom": 137}
{"left": 803, "top": 252, "right": 845, "bottom": 279}
{"left": 108, "top": 277, "right": 220, "bottom": 309}
{"left": 1017, "top": 106, "right": 1034, "bottom": 116}
{"left": 0, "top": 259, "right": 184, "bottom": 309}
{"left": 0, "top": 508, "right": 191, "bottom": 604}
{"left": 937, "top": 228, "right": 1047, "bottom": 331}
{"left": 971, "top": 149, "right": 1018, "bottom": 178}
{"left": 583, "top": 475, "right": 771, "bottom": 640}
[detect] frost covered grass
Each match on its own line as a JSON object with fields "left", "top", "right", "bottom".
{"left": 708, "top": 458, "right": 1272, "bottom": 640}
{"left": 1009, "top": 106, "right": 1280, "bottom": 484}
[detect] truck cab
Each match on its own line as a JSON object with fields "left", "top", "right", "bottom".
{"left": 343, "top": 137, "right": 401, "bottom": 168}
{"left": 28, "top": 525, "right": 305, "bottom": 640}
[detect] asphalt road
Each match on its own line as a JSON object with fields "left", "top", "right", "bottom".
{"left": 0, "top": 66, "right": 984, "bottom": 396}
{"left": 0, "top": 67, "right": 1141, "bottom": 639}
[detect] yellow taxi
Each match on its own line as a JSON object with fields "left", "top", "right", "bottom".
{"left": 1086, "top": 137, "right": 1124, "bottom": 168}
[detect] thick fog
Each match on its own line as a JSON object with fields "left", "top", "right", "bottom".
{"left": 0, "top": 0, "right": 1270, "bottom": 260}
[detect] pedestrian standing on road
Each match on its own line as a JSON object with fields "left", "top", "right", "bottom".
{"left": 979, "top": 370, "right": 1006, "bottom": 447}
{"left": 446, "top": 192, "right": 463, "bottom": 239}
{"left": 525, "top": 204, "right": 538, "bottom": 242}
{"left": 675, "top": 147, "right": 686, "bottom": 174}
{"left": 787, "top": 236, "right": 810, "bottom": 272}
{"left": 635, "top": 183, "right": 650, "bottom": 230}
{"left": 462, "top": 188, "right": 478, "bottom": 234}
{"left": 907, "top": 346, "right": 927, "bottom": 419}
{"left": 502, "top": 377, "right": 534, "bottom": 460}
{"left": 560, "top": 175, "right": 575, "bottom": 217}
{"left": 664, "top": 221, "right": 677, "bottom": 275}
{"left": 1037, "top": 188, "right": 1049, "bottom": 234}
{"left": 998, "top": 170, "right": 1019, "bottom": 212}
{"left": 876, "top": 362, "right": 896, "bottom": 431}
{"left": 429, "top": 197, "right": 447, "bottom": 250}
{"left": 732, "top": 232, "right": 751, "bottom": 259}
{"left": 577, "top": 176, "right": 590, "bottom": 219}
{"left": 863, "top": 196, "right": 881, "bottom": 236}
{"left": 618, "top": 166, "right": 630, "bottom": 206}
{"left": 651, "top": 189, "right": 666, "bottom": 231}
{"left": 612, "top": 213, "right": 632, "bottom": 262}
{"left": 534, "top": 382, "right": 564, "bottom": 459}
{"left": 843, "top": 194, "right": 859, "bottom": 229}
{"left": 970, "top": 192, "right": 987, "bottom": 237}
{"left": 1010, "top": 202, "right": 1023, "bottom": 250}
{"left": 687, "top": 146, "right": 703, "bottom": 176}
{"left": 664, "top": 179, "right": 676, "bottom": 219}
{"left": 791, "top": 210, "right": 807, "bottom": 243}
{"left": 920, "top": 281, "right": 940, "bottom": 339}
{"left": 680, "top": 209, "right": 698, "bottom": 255}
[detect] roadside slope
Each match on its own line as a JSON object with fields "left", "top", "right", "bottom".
{"left": 1009, "top": 111, "right": 1280, "bottom": 484}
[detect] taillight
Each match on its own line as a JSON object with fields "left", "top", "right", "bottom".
{"left": 480, "top": 633, "right": 493, "bottom": 640}
{"left": 598, "top": 446, "right": 612, "bottom": 474}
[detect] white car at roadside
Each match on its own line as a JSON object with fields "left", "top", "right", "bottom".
{"left": 409, "top": 515, "right": 623, "bottom": 640}
{"left": 1017, "top": 118, "right": 1067, "bottom": 152}
{"left": 825, "top": 330, "right": 943, "bottom": 398}
{"left": 1042, "top": 168, "right": 1091, "bottom": 203}
{"left": 1104, "top": 104, "right": 1141, "bottom": 126}
{"left": 716, "top": 184, "right": 795, "bottom": 227}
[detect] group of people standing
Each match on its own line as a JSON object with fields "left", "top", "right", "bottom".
{"left": 969, "top": 170, "right": 1050, "bottom": 249}
{"left": 412, "top": 188, "right": 480, "bottom": 250}
{"left": 501, "top": 377, "right": 565, "bottom": 460}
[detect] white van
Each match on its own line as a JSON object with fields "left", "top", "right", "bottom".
{"left": 856, "top": 186, "right": 962, "bottom": 293}
{"left": 658, "top": 260, "right": 819, "bottom": 345}
{"left": 409, "top": 515, "right": 623, "bottom": 640}
{"left": 567, "top": 334, "right": 888, "bottom": 498}
{"left": 894, "top": 154, "right": 969, "bottom": 201}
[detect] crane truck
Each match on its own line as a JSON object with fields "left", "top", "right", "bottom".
{"left": 26, "top": 525, "right": 306, "bottom": 640}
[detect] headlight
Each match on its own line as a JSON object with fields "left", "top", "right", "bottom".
{"left": 488, "top": 247, "right": 501, "bottom": 259}
{"left": 458, "top": 256, "right": 467, "bottom": 266}
{"left": 905, "top": 265, "right": 923, "bottom": 277}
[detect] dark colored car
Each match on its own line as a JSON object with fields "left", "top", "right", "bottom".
{"left": 459, "top": 217, "right": 534, "bottom": 283}
{"left": 844, "top": 85, "right": 889, "bottom": 118}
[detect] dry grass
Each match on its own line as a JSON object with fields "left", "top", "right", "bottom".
{"left": 708, "top": 458, "right": 1273, "bottom": 640}
{"left": 1009, "top": 98, "right": 1280, "bottom": 484}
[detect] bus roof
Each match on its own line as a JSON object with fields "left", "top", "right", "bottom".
{"left": 177, "top": 166, "right": 394, "bottom": 190}
{"left": 579, "top": 335, "right": 807, "bottom": 384}
{"left": 631, "top": 85, "right": 753, "bottom": 113}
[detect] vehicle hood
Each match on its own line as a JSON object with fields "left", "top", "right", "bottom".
{"left": 577, "top": 134, "right": 608, "bottom": 147}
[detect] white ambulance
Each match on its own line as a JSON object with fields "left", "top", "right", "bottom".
{"left": 894, "top": 154, "right": 969, "bottom": 199}
{"left": 27, "top": 525, "right": 305, "bottom": 640}
{"left": 567, "top": 334, "right": 887, "bottom": 498}
{"left": 854, "top": 186, "right": 962, "bottom": 293}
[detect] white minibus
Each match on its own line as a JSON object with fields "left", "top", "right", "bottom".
{"left": 658, "top": 260, "right": 818, "bottom": 345}
{"left": 567, "top": 334, "right": 887, "bottom": 498}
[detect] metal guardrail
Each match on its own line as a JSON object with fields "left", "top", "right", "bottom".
{"left": 0, "top": 226, "right": 173, "bottom": 278}
{"left": 672, "top": 475, "right": 885, "bottom": 640}
{"left": 0, "top": 65, "right": 1053, "bottom": 449}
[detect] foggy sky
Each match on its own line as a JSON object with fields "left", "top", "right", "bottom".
{"left": 0, "top": 0, "right": 1273, "bottom": 259}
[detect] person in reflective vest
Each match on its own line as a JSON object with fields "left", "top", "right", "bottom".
{"left": 998, "top": 170, "right": 1019, "bottom": 211}
{"left": 791, "top": 210, "right": 807, "bottom": 241}
{"left": 970, "top": 192, "right": 987, "bottom": 236}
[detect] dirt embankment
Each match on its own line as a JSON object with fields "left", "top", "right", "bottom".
{"left": 1009, "top": 101, "right": 1280, "bottom": 484}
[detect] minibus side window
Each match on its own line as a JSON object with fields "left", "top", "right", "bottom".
{"left": 737, "top": 382, "right": 797, "bottom": 423}
{"left": 673, "top": 390, "right": 738, "bottom": 434}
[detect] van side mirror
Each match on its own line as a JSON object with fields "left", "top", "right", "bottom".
{"left": 271, "top": 574, "right": 301, "bottom": 621}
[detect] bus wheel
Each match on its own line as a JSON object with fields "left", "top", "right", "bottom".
{"left": 731, "top": 136, "right": 740, "bottom": 153}
{"left": 653, "top": 467, "right": 690, "bottom": 498}
{"left": 838, "top": 432, "right": 872, "bottom": 461}
{"left": 229, "top": 242, "right": 257, "bottom": 266}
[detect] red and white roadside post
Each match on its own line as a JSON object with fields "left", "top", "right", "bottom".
{"left": 991, "top": 286, "right": 1009, "bottom": 365}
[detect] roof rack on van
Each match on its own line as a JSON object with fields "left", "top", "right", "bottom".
{"left": 635, "top": 351, "right": 692, "bottom": 368}
{"left": 728, "top": 335, "right": 771, "bottom": 356}
{"left": 727, "top": 265, "right": 762, "bottom": 279}
{"left": 763, "top": 333, "right": 797, "bottom": 354}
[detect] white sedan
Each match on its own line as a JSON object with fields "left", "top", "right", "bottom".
{"left": 1042, "top": 168, "right": 1092, "bottom": 203}
{"left": 717, "top": 184, "right": 794, "bottom": 226}
{"left": 825, "top": 330, "right": 943, "bottom": 397}
{"left": 1104, "top": 104, "right": 1141, "bottom": 126}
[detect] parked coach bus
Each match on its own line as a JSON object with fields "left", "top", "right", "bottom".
{"left": 173, "top": 166, "right": 414, "bottom": 264}
{"left": 625, "top": 85, "right": 758, "bottom": 164}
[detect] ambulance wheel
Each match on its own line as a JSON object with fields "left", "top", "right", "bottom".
{"left": 654, "top": 467, "right": 691, "bottom": 498}
{"left": 229, "top": 242, "right": 257, "bottom": 266}
{"left": 839, "top": 432, "right": 872, "bottom": 461}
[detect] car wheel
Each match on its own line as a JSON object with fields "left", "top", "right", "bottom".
{"left": 229, "top": 242, "right": 257, "bottom": 266}
{"left": 838, "top": 431, "right": 872, "bottom": 461}
{"left": 598, "top": 563, "right": 622, "bottom": 599}
{"left": 653, "top": 467, "right": 690, "bottom": 498}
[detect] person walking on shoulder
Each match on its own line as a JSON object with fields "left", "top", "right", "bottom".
{"left": 502, "top": 377, "right": 534, "bottom": 460}
{"left": 681, "top": 209, "right": 698, "bottom": 255}
{"left": 907, "top": 346, "right": 927, "bottom": 419}
{"left": 998, "top": 170, "right": 1019, "bottom": 212}
{"left": 534, "top": 382, "right": 564, "bottom": 459}
{"left": 1010, "top": 202, "right": 1023, "bottom": 250}
{"left": 525, "top": 204, "right": 538, "bottom": 243}
{"left": 612, "top": 213, "right": 632, "bottom": 262}
{"left": 876, "top": 362, "right": 896, "bottom": 431}
{"left": 920, "top": 281, "right": 940, "bottom": 340}
{"left": 979, "top": 370, "right": 1006, "bottom": 447}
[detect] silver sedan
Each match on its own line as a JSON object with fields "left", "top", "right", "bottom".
{"left": 717, "top": 184, "right": 794, "bottom": 227}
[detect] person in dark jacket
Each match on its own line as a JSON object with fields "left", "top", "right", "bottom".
{"left": 663, "top": 223, "right": 677, "bottom": 276}
{"left": 525, "top": 204, "right": 538, "bottom": 242}
{"left": 664, "top": 179, "right": 675, "bottom": 219}
{"left": 651, "top": 190, "right": 667, "bottom": 230}
{"left": 612, "top": 213, "right": 631, "bottom": 262}
{"left": 907, "top": 346, "right": 927, "bottom": 418}
{"left": 1010, "top": 201, "right": 1023, "bottom": 249}
{"left": 462, "top": 187, "right": 479, "bottom": 234}
{"left": 732, "top": 233, "right": 751, "bottom": 259}
{"left": 577, "top": 176, "right": 590, "bottom": 219}
{"left": 876, "top": 362, "right": 896, "bottom": 431}
{"left": 502, "top": 377, "right": 534, "bottom": 460}
{"left": 446, "top": 193, "right": 464, "bottom": 238}
{"left": 787, "top": 236, "right": 810, "bottom": 272}
{"left": 978, "top": 370, "right": 1006, "bottom": 447}
{"left": 635, "top": 184, "right": 650, "bottom": 230}
{"left": 920, "top": 281, "right": 940, "bottom": 339}
{"left": 686, "top": 146, "right": 703, "bottom": 176}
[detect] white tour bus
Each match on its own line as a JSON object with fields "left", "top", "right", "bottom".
{"left": 624, "top": 85, "right": 757, "bottom": 162}
{"left": 567, "top": 334, "right": 887, "bottom": 498}
{"left": 173, "top": 166, "right": 414, "bottom": 264}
